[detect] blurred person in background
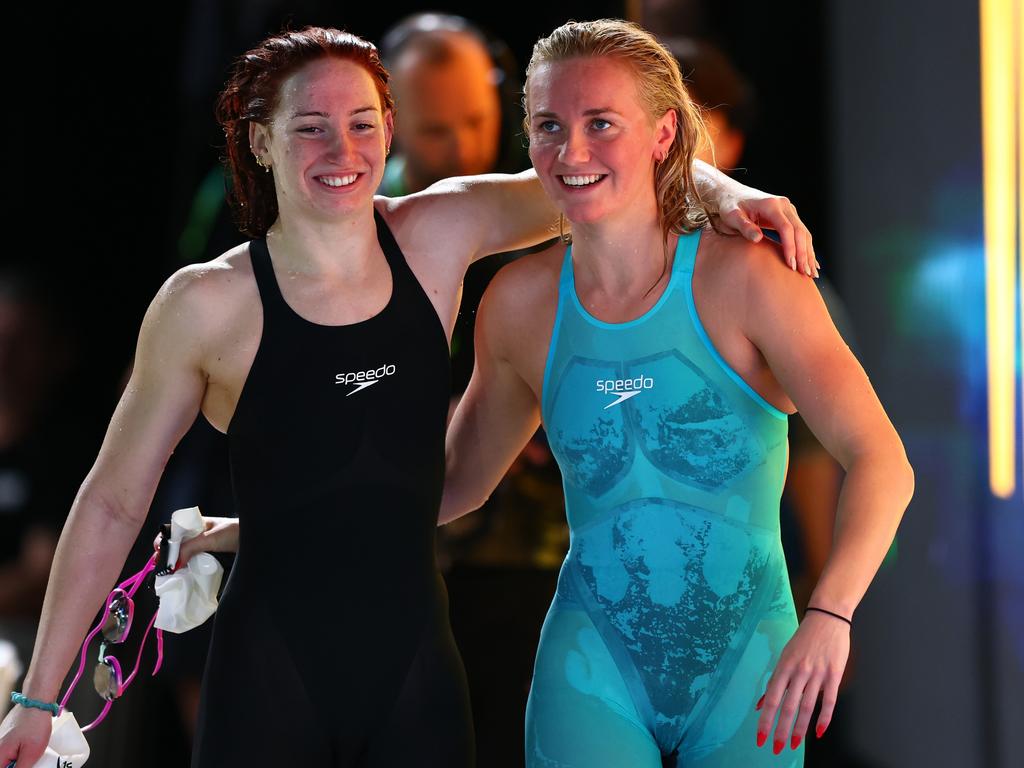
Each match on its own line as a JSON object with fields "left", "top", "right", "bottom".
{"left": 379, "top": 13, "right": 508, "bottom": 196}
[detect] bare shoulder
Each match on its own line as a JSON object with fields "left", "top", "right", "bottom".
{"left": 483, "top": 241, "right": 565, "bottom": 323}
{"left": 373, "top": 188, "right": 474, "bottom": 256}
{"left": 160, "top": 243, "right": 254, "bottom": 306}
{"left": 697, "top": 226, "right": 813, "bottom": 300}
{"left": 373, "top": 187, "right": 463, "bottom": 239}
{"left": 478, "top": 242, "right": 565, "bottom": 391}
{"left": 374, "top": 170, "right": 550, "bottom": 264}
{"left": 142, "top": 242, "right": 260, "bottom": 351}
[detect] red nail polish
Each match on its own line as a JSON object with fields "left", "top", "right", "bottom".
{"left": 756, "top": 731, "right": 767, "bottom": 748}
{"left": 791, "top": 735, "right": 802, "bottom": 750}
{"left": 815, "top": 723, "right": 826, "bottom": 739}
{"left": 773, "top": 740, "right": 784, "bottom": 755}
{"left": 755, "top": 695, "right": 765, "bottom": 711}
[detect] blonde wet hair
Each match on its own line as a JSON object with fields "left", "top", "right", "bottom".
{"left": 523, "top": 19, "right": 712, "bottom": 243}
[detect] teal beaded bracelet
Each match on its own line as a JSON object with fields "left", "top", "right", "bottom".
{"left": 10, "top": 692, "right": 59, "bottom": 716}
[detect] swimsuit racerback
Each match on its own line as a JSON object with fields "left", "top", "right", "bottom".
{"left": 192, "top": 209, "right": 473, "bottom": 767}
{"left": 526, "top": 230, "right": 801, "bottom": 767}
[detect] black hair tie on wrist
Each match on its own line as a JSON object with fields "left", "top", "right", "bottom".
{"left": 805, "top": 606, "right": 852, "bottom": 627}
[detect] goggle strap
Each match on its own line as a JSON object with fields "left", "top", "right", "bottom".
{"left": 120, "top": 553, "right": 158, "bottom": 598}
{"left": 81, "top": 698, "right": 113, "bottom": 733}
{"left": 122, "top": 611, "right": 161, "bottom": 689}
{"left": 59, "top": 610, "right": 107, "bottom": 710}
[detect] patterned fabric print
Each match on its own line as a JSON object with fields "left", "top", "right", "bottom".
{"left": 549, "top": 358, "right": 632, "bottom": 498}
{"left": 625, "top": 352, "right": 764, "bottom": 491}
{"left": 573, "top": 498, "right": 776, "bottom": 751}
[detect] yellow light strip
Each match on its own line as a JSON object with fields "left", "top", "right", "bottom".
{"left": 1017, "top": 0, "right": 1023, "bottom": 488}
{"left": 981, "top": 0, "right": 1019, "bottom": 498}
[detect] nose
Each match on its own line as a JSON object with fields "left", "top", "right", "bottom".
{"left": 558, "top": 126, "right": 590, "bottom": 165}
{"left": 326, "top": 131, "right": 356, "bottom": 163}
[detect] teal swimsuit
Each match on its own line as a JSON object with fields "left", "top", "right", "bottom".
{"left": 527, "top": 230, "right": 801, "bottom": 767}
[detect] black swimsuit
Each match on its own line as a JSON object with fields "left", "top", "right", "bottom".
{"left": 192, "top": 211, "right": 473, "bottom": 767}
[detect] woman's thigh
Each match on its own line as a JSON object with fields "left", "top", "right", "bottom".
{"left": 525, "top": 599, "right": 661, "bottom": 768}
{"left": 681, "top": 611, "right": 803, "bottom": 768}
{"left": 360, "top": 611, "right": 474, "bottom": 768}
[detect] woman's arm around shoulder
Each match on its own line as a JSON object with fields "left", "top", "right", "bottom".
{"left": 377, "top": 171, "right": 560, "bottom": 280}
{"left": 439, "top": 246, "right": 562, "bottom": 525}
{"left": 383, "top": 161, "right": 819, "bottom": 281}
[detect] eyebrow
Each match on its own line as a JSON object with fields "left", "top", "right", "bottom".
{"left": 532, "top": 107, "right": 620, "bottom": 119}
{"left": 289, "top": 106, "right": 379, "bottom": 119}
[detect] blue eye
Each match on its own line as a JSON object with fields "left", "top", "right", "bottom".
{"left": 538, "top": 120, "right": 560, "bottom": 133}
{"left": 591, "top": 118, "right": 611, "bottom": 130}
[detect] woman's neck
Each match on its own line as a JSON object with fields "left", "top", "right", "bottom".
{"left": 264, "top": 204, "right": 381, "bottom": 278}
{"left": 569, "top": 216, "right": 673, "bottom": 298}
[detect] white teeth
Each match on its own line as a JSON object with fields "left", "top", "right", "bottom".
{"left": 561, "top": 174, "right": 603, "bottom": 187}
{"left": 318, "top": 174, "right": 358, "bottom": 187}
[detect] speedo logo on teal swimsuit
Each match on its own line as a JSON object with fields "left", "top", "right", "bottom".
{"left": 596, "top": 374, "right": 654, "bottom": 409}
{"left": 335, "top": 363, "right": 397, "bottom": 396}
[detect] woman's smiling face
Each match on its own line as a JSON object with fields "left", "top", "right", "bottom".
{"left": 526, "top": 56, "right": 675, "bottom": 227}
{"left": 251, "top": 57, "right": 394, "bottom": 221}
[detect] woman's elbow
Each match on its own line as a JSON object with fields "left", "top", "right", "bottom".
{"left": 878, "top": 436, "right": 915, "bottom": 509}
{"left": 896, "top": 449, "right": 915, "bottom": 507}
{"left": 438, "top": 485, "right": 488, "bottom": 526}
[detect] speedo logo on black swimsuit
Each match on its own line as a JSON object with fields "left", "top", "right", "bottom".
{"left": 596, "top": 375, "right": 654, "bottom": 409}
{"left": 335, "top": 363, "right": 397, "bottom": 396}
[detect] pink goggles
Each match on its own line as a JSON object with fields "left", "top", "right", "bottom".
{"left": 59, "top": 553, "right": 164, "bottom": 731}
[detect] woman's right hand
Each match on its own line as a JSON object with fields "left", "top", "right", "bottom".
{"left": 153, "top": 517, "right": 240, "bottom": 569}
{"left": 0, "top": 704, "right": 54, "bottom": 768}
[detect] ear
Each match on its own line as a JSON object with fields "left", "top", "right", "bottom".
{"left": 653, "top": 108, "right": 677, "bottom": 162}
{"left": 249, "top": 120, "right": 271, "bottom": 162}
{"left": 383, "top": 109, "right": 395, "bottom": 150}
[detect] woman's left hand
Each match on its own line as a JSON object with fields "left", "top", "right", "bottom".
{"left": 755, "top": 610, "right": 851, "bottom": 754}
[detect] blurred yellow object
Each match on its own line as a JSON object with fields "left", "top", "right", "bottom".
{"left": 981, "top": 0, "right": 1021, "bottom": 497}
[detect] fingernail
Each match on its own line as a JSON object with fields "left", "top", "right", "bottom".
{"left": 755, "top": 694, "right": 765, "bottom": 711}
{"left": 756, "top": 731, "right": 767, "bottom": 748}
{"left": 773, "top": 740, "right": 785, "bottom": 755}
{"left": 791, "top": 735, "right": 802, "bottom": 750}
{"left": 815, "top": 723, "right": 826, "bottom": 739}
